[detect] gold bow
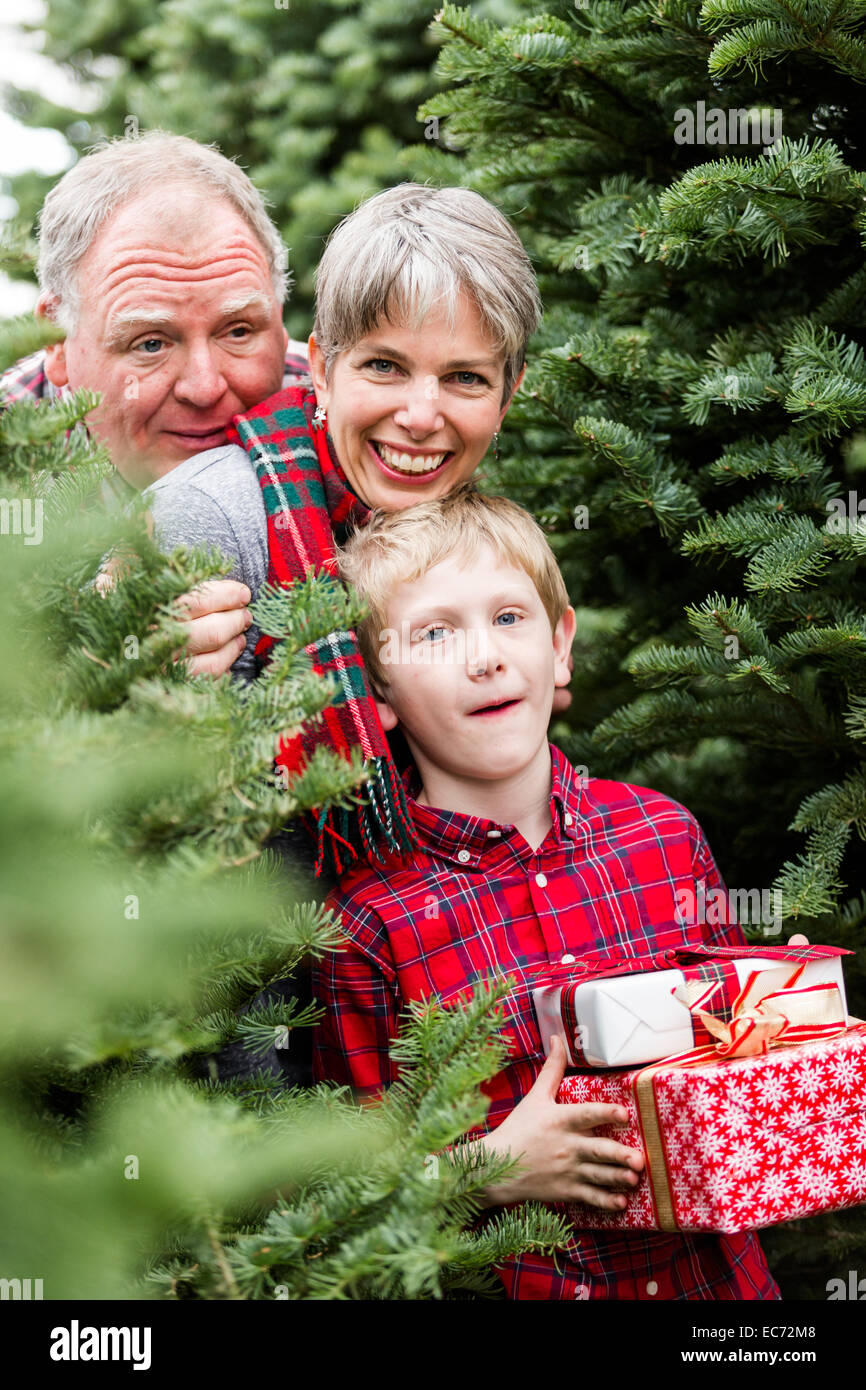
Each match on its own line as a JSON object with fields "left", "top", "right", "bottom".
{"left": 674, "top": 963, "right": 847, "bottom": 1059}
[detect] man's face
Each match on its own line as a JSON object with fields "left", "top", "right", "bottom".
{"left": 42, "top": 185, "right": 287, "bottom": 487}
{"left": 373, "top": 543, "right": 575, "bottom": 791}
{"left": 308, "top": 292, "right": 521, "bottom": 512}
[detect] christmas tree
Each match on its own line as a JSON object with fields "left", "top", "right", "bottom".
{"left": 405, "top": 0, "right": 866, "bottom": 1296}
{"left": 0, "top": 292, "right": 566, "bottom": 1299}
{"left": 5, "top": 0, "right": 520, "bottom": 335}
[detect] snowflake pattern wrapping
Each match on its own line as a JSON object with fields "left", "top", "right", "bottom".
{"left": 557, "top": 1025, "right": 866, "bottom": 1232}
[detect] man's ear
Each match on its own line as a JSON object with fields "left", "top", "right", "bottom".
{"left": 498, "top": 363, "right": 526, "bottom": 426}
{"left": 308, "top": 334, "right": 328, "bottom": 403}
{"left": 553, "top": 605, "right": 577, "bottom": 687}
{"left": 36, "top": 294, "right": 69, "bottom": 388}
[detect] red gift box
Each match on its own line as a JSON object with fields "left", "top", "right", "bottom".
{"left": 556, "top": 1020, "right": 866, "bottom": 1233}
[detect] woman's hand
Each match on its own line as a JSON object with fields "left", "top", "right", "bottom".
{"left": 475, "top": 1035, "right": 645, "bottom": 1209}
{"left": 173, "top": 579, "right": 252, "bottom": 677}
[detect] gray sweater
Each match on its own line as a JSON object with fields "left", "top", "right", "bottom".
{"left": 145, "top": 445, "right": 268, "bottom": 681}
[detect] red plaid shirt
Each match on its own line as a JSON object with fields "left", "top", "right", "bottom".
{"left": 313, "top": 744, "right": 782, "bottom": 1301}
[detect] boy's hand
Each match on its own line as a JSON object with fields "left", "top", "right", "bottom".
{"left": 476, "top": 1035, "right": 645, "bottom": 1210}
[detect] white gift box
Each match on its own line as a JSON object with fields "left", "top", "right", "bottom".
{"left": 533, "top": 952, "right": 849, "bottom": 1068}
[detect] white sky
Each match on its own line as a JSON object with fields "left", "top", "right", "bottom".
{"left": 0, "top": 0, "right": 94, "bottom": 316}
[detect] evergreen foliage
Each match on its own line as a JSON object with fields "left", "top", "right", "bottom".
{"left": 5, "top": 0, "right": 866, "bottom": 1300}
{"left": 405, "top": 0, "right": 866, "bottom": 1296}
{"left": 0, "top": 298, "right": 565, "bottom": 1298}
{"left": 4, "top": 0, "right": 520, "bottom": 334}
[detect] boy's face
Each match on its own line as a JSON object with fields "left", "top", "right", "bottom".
{"left": 372, "top": 543, "right": 576, "bottom": 788}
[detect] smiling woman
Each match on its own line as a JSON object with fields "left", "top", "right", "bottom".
{"left": 304, "top": 183, "right": 539, "bottom": 512}
{"left": 219, "top": 182, "right": 545, "bottom": 872}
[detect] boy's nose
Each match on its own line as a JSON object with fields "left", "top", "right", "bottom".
{"left": 466, "top": 629, "right": 503, "bottom": 678}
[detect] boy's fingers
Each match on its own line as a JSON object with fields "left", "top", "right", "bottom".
{"left": 571, "top": 1184, "right": 630, "bottom": 1212}
{"left": 574, "top": 1135, "right": 644, "bottom": 1169}
{"left": 534, "top": 1034, "right": 568, "bottom": 1098}
{"left": 560, "top": 1102, "right": 632, "bottom": 1131}
{"left": 576, "top": 1162, "right": 641, "bottom": 1189}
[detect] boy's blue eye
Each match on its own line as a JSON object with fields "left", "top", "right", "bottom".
{"left": 423, "top": 625, "right": 448, "bottom": 641}
{"left": 496, "top": 612, "right": 518, "bottom": 626}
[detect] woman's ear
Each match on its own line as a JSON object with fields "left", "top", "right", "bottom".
{"left": 552, "top": 605, "right": 577, "bottom": 687}
{"left": 308, "top": 334, "right": 328, "bottom": 403}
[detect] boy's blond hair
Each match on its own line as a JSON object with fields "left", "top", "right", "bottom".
{"left": 337, "top": 484, "right": 570, "bottom": 689}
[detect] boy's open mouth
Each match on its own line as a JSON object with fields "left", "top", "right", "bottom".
{"left": 468, "top": 698, "right": 522, "bottom": 717}
{"left": 368, "top": 439, "right": 454, "bottom": 480}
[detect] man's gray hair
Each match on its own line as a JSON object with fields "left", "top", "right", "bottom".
{"left": 37, "top": 131, "right": 289, "bottom": 332}
{"left": 313, "top": 184, "right": 541, "bottom": 404}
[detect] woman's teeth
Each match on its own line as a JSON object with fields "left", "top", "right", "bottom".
{"left": 375, "top": 442, "right": 448, "bottom": 474}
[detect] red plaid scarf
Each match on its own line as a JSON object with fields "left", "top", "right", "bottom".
{"left": 227, "top": 384, "right": 417, "bottom": 877}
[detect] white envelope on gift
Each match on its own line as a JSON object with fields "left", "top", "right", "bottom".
{"left": 533, "top": 954, "right": 849, "bottom": 1068}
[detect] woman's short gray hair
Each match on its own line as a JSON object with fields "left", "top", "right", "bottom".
{"left": 313, "top": 184, "right": 541, "bottom": 403}
{"left": 36, "top": 131, "right": 289, "bottom": 332}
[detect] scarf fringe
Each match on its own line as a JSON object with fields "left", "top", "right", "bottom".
{"left": 313, "top": 755, "right": 417, "bottom": 878}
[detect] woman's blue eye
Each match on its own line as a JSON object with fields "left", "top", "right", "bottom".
{"left": 496, "top": 612, "right": 518, "bottom": 626}
{"left": 454, "top": 371, "right": 484, "bottom": 385}
{"left": 368, "top": 359, "right": 395, "bottom": 373}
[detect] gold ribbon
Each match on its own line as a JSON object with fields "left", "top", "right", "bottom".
{"left": 630, "top": 969, "right": 850, "bottom": 1231}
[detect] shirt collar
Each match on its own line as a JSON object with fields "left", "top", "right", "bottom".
{"left": 404, "top": 743, "right": 584, "bottom": 867}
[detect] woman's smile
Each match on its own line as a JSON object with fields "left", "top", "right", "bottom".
{"left": 367, "top": 439, "right": 455, "bottom": 480}
{"left": 309, "top": 290, "right": 518, "bottom": 511}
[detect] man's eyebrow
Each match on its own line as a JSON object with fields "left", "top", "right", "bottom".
{"left": 104, "top": 294, "right": 273, "bottom": 347}
{"left": 216, "top": 292, "right": 272, "bottom": 316}
{"left": 104, "top": 311, "right": 175, "bottom": 346}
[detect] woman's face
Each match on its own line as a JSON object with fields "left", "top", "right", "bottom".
{"left": 308, "top": 290, "right": 522, "bottom": 511}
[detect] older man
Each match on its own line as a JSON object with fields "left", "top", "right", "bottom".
{"left": 1, "top": 131, "right": 306, "bottom": 677}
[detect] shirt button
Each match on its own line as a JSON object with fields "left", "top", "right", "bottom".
{"left": 646, "top": 1280, "right": 658, "bottom": 1297}
{"left": 535, "top": 872, "right": 548, "bottom": 888}
{"left": 564, "top": 812, "right": 573, "bottom": 827}
{"left": 457, "top": 849, "right": 471, "bottom": 864}
{"left": 486, "top": 829, "right": 502, "bottom": 838}
{"left": 561, "top": 953, "right": 576, "bottom": 965}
